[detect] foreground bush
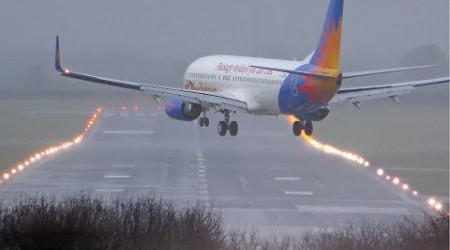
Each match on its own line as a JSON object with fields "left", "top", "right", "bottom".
{"left": 0, "top": 195, "right": 448, "bottom": 250}
{"left": 0, "top": 195, "right": 225, "bottom": 250}
{"left": 225, "top": 213, "right": 449, "bottom": 250}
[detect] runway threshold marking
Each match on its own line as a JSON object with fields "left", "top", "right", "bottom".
{"left": 104, "top": 175, "right": 130, "bottom": 179}
{"left": 284, "top": 191, "right": 314, "bottom": 196}
{"left": 296, "top": 205, "right": 409, "bottom": 215}
{"left": 102, "top": 130, "right": 154, "bottom": 135}
{"left": 275, "top": 177, "right": 300, "bottom": 181}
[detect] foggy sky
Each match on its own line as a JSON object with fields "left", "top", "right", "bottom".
{"left": 0, "top": 0, "right": 448, "bottom": 92}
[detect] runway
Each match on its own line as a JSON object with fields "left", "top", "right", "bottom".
{"left": 0, "top": 107, "right": 421, "bottom": 235}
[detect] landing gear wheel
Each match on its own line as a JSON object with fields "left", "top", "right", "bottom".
{"left": 229, "top": 121, "right": 238, "bottom": 136}
{"left": 218, "top": 121, "right": 228, "bottom": 136}
{"left": 293, "top": 121, "right": 303, "bottom": 136}
{"left": 199, "top": 117, "right": 210, "bottom": 127}
{"left": 304, "top": 121, "right": 313, "bottom": 136}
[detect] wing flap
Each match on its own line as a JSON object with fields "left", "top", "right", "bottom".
{"left": 140, "top": 85, "right": 248, "bottom": 110}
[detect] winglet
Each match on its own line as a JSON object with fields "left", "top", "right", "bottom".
{"left": 55, "top": 36, "right": 64, "bottom": 73}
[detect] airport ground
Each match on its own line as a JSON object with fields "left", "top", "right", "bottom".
{"left": 0, "top": 88, "right": 447, "bottom": 198}
{"left": 0, "top": 89, "right": 448, "bottom": 235}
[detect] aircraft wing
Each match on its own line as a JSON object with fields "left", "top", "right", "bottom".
{"left": 55, "top": 37, "right": 247, "bottom": 112}
{"left": 330, "top": 78, "right": 449, "bottom": 105}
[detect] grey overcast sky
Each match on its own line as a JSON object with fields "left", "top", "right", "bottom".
{"left": 0, "top": 0, "right": 448, "bottom": 91}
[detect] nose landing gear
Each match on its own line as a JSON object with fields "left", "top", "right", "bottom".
{"left": 199, "top": 112, "right": 210, "bottom": 127}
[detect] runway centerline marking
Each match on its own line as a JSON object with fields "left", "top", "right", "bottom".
{"left": 104, "top": 175, "right": 130, "bottom": 179}
{"left": 284, "top": 191, "right": 314, "bottom": 196}
{"left": 102, "top": 130, "right": 154, "bottom": 135}
{"left": 275, "top": 177, "right": 300, "bottom": 181}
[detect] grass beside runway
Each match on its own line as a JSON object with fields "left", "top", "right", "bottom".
{"left": 313, "top": 96, "right": 449, "bottom": 198}
{"left": 0, "top": 91, "right": 155, "bottom": 173}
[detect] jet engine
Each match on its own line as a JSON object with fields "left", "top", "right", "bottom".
{"left": 165, "top": 97, "right": 202, "bottom": 121}
{"left": 297, "top": 108, "right": 330, "bottom": 122}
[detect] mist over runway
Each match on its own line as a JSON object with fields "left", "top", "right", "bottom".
{"left": 0, "top": 107, "right": 422, "bottom": 235}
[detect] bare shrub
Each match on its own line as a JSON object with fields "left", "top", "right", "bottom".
{"left": 0, "top": 195, "right": 225, "bottom": 250}
{"left": 1, "top": 195, "right": 448, "bottom": 250}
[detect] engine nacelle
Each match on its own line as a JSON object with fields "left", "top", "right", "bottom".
{"left": 165, "top": 97, "right": 202, "bottom": 121}
{"left": 296, "top": 108, "right": 330, "bottom": 122}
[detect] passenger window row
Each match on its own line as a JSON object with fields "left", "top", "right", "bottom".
{"left": 188, "top": 72, "right": 282, "bottom": 86}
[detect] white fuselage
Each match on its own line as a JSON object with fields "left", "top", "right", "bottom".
{"left": 183, "top": 55, "right": 307, "bottom": 115}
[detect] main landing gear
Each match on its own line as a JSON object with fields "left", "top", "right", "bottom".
{"left": 217, "top": 110, "right": 238, "bottom": 136}
{"left": 198, "top": 110, "right": 238, "bottom": 136}
{"left": 293, "top": 120, "right": 313, "bottom": 136}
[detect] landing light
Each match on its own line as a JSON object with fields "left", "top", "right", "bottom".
{"left": 393, "top": 177, "right": 400, "bottom": 185}
{"left": 428, "top": 198, "right": 436, "bottom": 206}
{"left": 376, "top": 169, "right": 384, "bottom": 176}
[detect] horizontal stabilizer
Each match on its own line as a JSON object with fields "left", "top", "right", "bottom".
{"left": 342, "top": 65, "right": 437, "bottom": 79}
{"left": 332, "top": 77, "right": 449, "bottom": 104}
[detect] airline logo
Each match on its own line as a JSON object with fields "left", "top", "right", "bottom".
{"left": 185, "top": 80, "right": 217, "bottom": 92}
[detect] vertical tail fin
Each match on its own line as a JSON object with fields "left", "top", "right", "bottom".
{"left": 309, "top": 0, "right": 344, "bottom": 70}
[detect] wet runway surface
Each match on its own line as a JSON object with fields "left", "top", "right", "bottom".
{"left": 0, "top": 108, "right": 421, "bottom": 235}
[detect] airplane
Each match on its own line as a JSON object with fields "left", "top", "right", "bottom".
{"left": 55, "top": 0, "right": 449, "bottom": 137}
